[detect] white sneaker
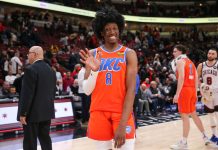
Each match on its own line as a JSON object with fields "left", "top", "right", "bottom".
{"left": 170, "top": 140, "right": 189, "bottom": 150}
{"left": 203, "top": 136, "right": 210, "bottom": 145}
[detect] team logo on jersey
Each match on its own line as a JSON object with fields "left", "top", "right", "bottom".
{"left": 117, "top": 52, "right": 125, "bottom": 56}
{"left": 99, "top": 58, "right": 125, "bottom": 71}
{"left": 126, "top": 126, "right": 132, "bottom": 134}
{"left": 202, "top": 69, "right": 218, "bottom": 76}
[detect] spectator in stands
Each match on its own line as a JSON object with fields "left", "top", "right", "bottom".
{"left": 138, "top": 65, "right": 147, "bottom": 81}
{"left": 142, "top": 77, "right": 150, "bottom": 88}
{"left": 52, "top": 66, "right": 63, "bottom": 92}
{"left": 51, "top": 44, "right": 59, "bottom": 54}
{"left": 138, "top": 83, "right": 151, "bottom": 116}
{"left": 10, "top": 32, "right": 17, "bottom": 46}
{"left": 10, "top": 51, "right": 23, "bottom": 75}
{"left": 162, "top": 78, "right": 173, "bottom": 101}
{"left": 153, "top": 53, "right": 161, "bottom": 66}
{"left": 44, "top": 49, "right": 53, "bottom": 66}
{"left": 9, "top": 85, "right": 17, "bottom": 96}
{"left": 59, "top": 34, "right": 68, "bottom": 47}
{"left": 159, "top": 66, "right": 168, "bottom": 83}
{"left": 63, "top": 71, "right": 74, "bottom": 92}
{"left": 145, "top": 81, "right": 164, "bottom": 116}
{"left": 168, "top": 73, "right": 177, "bottom": 97}
{"left": 87, "top": 31, "right": 99, "bottom": 49}
{"left": 161, "top": 77, "right": 175, "bottom": 112}
{"left": 5, "top": 69, "right": 16, "bottom": 84}
{"left": 0, "top": 81, "right": 10, "bottom": 97}
{"left": 71, "top": 63, "right": 81, "bottom": 79}
{"left": 155, "top": 76, "right": 163, "bottom": 91}
{"left": 71, "top": 78, "right": 79, "bottom": 95}
{"left": 0, "top": 50, "right": 10, "bottom": 78}
{"left": 16, "top": 68, "right": 23, "bottom": 78}
{"left": 50, "top": 54, "right": 58, "bottom": 67}
{"left": 69, "top": 51, "right": 78, "bottom": 70}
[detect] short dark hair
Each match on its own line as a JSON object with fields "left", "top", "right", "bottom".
{"left": 174, "top": 44, "right": 187, "bottom": 54}
{"left": 92, "top": 6, "right": 125, "bottom": 40}
{"left": 208, "top": 48, "right": 218, "bottom": 54}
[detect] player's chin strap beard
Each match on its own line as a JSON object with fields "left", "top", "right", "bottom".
{"left": 208, "top": 58, "right": 215, "bottom": 61}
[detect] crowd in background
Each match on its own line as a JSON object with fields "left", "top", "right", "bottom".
{"left": 0, "top": 3, "right": 218, "bottom": 118}
{"left": 39, "top": 0, "right": 218, "bottom": 17}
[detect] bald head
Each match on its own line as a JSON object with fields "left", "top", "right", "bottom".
{"left": 150, "top": 81, "right": 157, "bottom": 88}
{"left": 30, "top": 46, "right": 44, "bottom": 58}
{"left": 28, "top": 46, "right": 44, "bottom": 64}
{"left": 150, "top": 81, "right": 157, "bottom": 85}
{"left": 141, "top": 84, "right": 147, "bottom": 91}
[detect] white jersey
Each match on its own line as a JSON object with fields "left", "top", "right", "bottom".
{"left": 200, "top": 83, "right": 213, "bottom": 103}
{"left": 201, "top": 61, "right": 218, "bottom": 109}
{"left": 202, "top": 61, "right": 218, "bottom": 89}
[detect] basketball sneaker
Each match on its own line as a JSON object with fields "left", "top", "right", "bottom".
{"left": 203, "top": 136, "right": 210, "bottom": 145}
{"left": 210, "top": 135, "right": 218, "bottom": 144}
{"left": 170, "top": 140, "right": 188, "bottom": 150}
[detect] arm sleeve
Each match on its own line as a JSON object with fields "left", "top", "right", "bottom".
{"left": 82, "top": 70, "right": 98, "bottom": 95}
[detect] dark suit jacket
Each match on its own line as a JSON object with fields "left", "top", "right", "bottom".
{"left": 13, "top": 74, "right": 23, "bottom": 95}
{"left": 17, "top": 60, "right": 56, "bottom": 122}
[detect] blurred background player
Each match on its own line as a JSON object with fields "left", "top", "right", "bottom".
{"left": 170, "top": 44, "right": 210, "bottom": 150}
{"left": 197, "top": 48, "right": 218, "bottom": 146}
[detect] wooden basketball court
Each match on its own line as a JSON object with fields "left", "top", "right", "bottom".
{"left": 37, "top": 115, "right": 217, "bottom": 150}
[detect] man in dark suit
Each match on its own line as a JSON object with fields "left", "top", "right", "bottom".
{"left": 17, "top": 46, "right": 56, "bottom": 150}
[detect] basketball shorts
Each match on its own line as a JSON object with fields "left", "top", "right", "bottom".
{"left": 87, "top": 111, "right": 135, "bottom": 141}
{"left": 178, "top": 87, "right": 197, "bottom": 113}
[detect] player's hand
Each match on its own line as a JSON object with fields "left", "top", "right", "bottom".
{"left": 79, "top": 48, "right": 101, "bottom": 72}
{"left": 173, "top": 95, "right": 178, "bottom": 103}
{"left": 201, "top": 96, "right": 207, "bottom": 104}
{"left": 114, "top": 124, "right": 126, "bottom": 149}
{"left": 20, "top": 116, "right": 27, "bottom": 125}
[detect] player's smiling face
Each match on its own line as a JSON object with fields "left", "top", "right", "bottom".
{"left": 102, "top": 23, "right": 119, "bottom": 44}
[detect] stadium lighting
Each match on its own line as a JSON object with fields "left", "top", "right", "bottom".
{"left": 0, "top": 0, "right": 218, "bottom": 24}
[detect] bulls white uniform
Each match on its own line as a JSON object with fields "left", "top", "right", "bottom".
{"left": 201, "top": 61, "right": 218, "bottom": 112}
